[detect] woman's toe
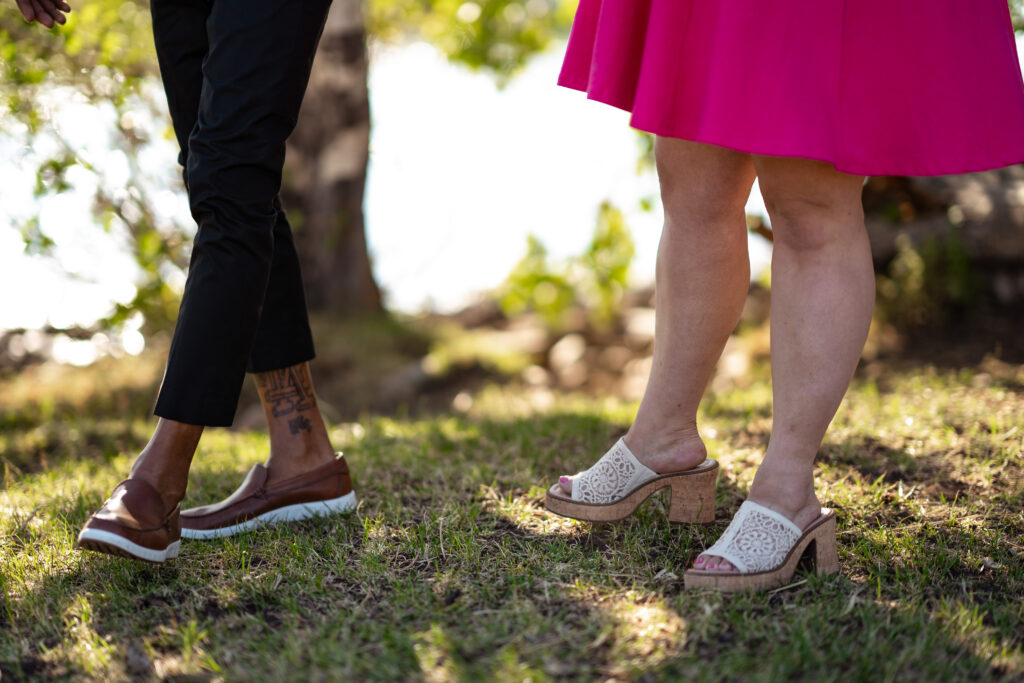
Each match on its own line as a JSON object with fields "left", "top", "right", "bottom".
{"left": 558, "top": 475, "right": 572, "bottom": 494}
{"left": 709, "top": 557, "right": 736, "bottom": 572}
{"left": 695, "top": 554, "right": 737, "bottom": 573}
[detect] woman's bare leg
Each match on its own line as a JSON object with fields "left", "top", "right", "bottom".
{"left": 696, "top": 156, "right": 873, "bottom": 572}
{"left": 560, "top": 138, "right": 755, "bottom": 488}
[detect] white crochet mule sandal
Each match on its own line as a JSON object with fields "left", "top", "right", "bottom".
{"left": 683, "top": 500, "right": 839, "bottom": 592}
{"left": 545, "top": 438, "right": 718, "bottom": 523}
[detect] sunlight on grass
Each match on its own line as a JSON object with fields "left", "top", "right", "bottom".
{"left": 1, "top": 350, "right": 1022, "bottom": 680}
{"left": 60, "top": 596, "right": 116, "bottom": 677}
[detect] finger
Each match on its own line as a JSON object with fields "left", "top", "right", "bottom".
{"left": 37, "top": 0, "right": 66, "bottom": 24}
{"left": 29, "top": 0, "right": 54, "bottom": 27}
{"left": 31, "top": 0, "right": 61, "bottom": 25}
{"left": 15, "top": 0, "right": 36, "bottom": 22}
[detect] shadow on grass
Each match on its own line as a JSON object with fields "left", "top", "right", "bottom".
{"left": 3, "top": 411, "right": 1021, "bottom": 680}
{"left": 819, "top": 436, "right": 1018, "bottom": 504}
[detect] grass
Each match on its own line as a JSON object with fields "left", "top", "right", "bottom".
{"left": 1, "top": 343, "right": 1023, "bottom": 681}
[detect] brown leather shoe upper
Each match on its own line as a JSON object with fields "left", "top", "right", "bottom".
{"left": 78, "top": 478, "right": 181, "bottom": 551}
{"left": 181, "top": 454, "right": 352, "bottom": 532}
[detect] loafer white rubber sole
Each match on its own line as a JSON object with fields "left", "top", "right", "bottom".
{"left": 181, "top": 491, "right": 357, "bottom": 540}
{"left": 77, "top": 529, "right": 181, "bottom": 564}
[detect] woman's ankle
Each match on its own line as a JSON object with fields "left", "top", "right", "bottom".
{"left": 747, "top": 463, "right": 821, "bottom": 529}
{"left": 623, "top": 424, "right": 708, "bottom": 474}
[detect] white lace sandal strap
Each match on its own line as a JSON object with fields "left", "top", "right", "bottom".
{"left": 703, "top": 501, "right": 803, "bottom": 574}
{"left": 571, "top": 438, "right": 658, "bottom": 504}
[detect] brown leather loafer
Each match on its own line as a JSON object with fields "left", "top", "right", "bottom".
{"left": 181, "top": 454, "right": 356, "bottom": 540}
{"left": 77, "top": 479, "right": 181, "bottom": 563}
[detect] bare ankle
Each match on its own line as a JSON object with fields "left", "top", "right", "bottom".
{"left": 128, "top": 418, "right": 202, "bottom": 510}
{"left": 127, "top": 465, "right": 187, "bottom": 510}
{"left": 624, "top": 424, "right": 707, "bottom": 474}
{"left": 256, "top": 362, "right": 336, "bottom": 467}
{"left": 747, "top": 465, "right": 821, "bottom": 529}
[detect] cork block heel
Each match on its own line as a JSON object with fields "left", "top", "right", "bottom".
{"left": 667, "top": 465, "right": 718, "bottom": 524}
{"left": 545, "top": 458, "right": 719, "bottom": 524}
{"left": 684, "top": 506, "right": 839, "bottom": 593}
{"left": 809, "top": 516, "right": 840, "bottom": 575}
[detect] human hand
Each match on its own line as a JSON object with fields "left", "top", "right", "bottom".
{"left": 15, "top": 0, "right": 72, "bottom": 28}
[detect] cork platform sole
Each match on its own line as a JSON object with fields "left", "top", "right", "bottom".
{"left": 683, "top": 509, "right": 839, "bottom": 592}
{"left": 545, "top": 460, "right": 719, "bottom": 523}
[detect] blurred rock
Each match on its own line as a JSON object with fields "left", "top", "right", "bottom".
{"left": 710, "top": 336, "right": 752, "bottom": 394}
{"left": 623, "top": 308, "right": 656, "bottom": 346}
{"left": 378, "top": 360, "right": 430, "bottom": 404}
{"left": 622, "top": 355, "right": 653, "bottom": 400}
{"left": 598, "top": 345, "right": 633, "bottom": 373}
{"left": 588, "top": 369, "right": 621, "bottom": 395}
{"left": 451, "top": 298, "right": 505, "bottom": 329}
{"left": 558, "top": 362, "right": 588, "bottom": 389}
{"left": 740, "top": 284, "right": 771, "bottom": 326}
{"left": 549, "top": 333, "right": 588, "bottom": 389}
{"left": 521, "top": 364, "right": 552, "bottom": 387}
{"left": 125, "top": 641, "right": 154, "bottom": 678}
{"left": 549, "top": 334, "right": 586, "bottom": 372}
{"left": 865, "top": 167, "right": 1024, "bottom": 264}
{"left": 452, "top": 391, "right": 473, "bottom": 412}
{"left": 991, "top": 269, "right": 1024, "bottom": 304}
{"left": 476, "top": 321, "right": 549, "bottom": 356}
{"left": 621, "top": 285, "right": 656, "bottom": 309}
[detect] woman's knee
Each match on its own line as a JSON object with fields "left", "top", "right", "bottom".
{"left": 655, "top": 138, "right": 756, "bottom": 231}
{"left": 758, "top": 163, "right": 865, "bottom": 252}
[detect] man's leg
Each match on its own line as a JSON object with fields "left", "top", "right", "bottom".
{"left": 247, "top": 202, "right": 335, "bottom": 484}
{"left": 153, "top": 0, "right": 333, "bottom": 428}
{"left": 78, "top": 0, "right": 336, "bottom": 561}
{"left": 114, "top": 0, "right": 212, "bottom": 512}
{"left": 254, "top": 362, "right": 336, "bottom": 483}
{"left": 156, "top": 0, "right": 353, "bottom": 537}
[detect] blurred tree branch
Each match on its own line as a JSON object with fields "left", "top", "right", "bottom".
{"left": 1, "top": 0, "right": 575, "bottom": 338}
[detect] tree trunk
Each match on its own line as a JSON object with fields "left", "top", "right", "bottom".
{"left": 283, "top": 0, "right": 382, "bottom": 314}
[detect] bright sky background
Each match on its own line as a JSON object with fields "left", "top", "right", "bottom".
{"left": 366, "top": 42, "right": 769, "bottom": 312}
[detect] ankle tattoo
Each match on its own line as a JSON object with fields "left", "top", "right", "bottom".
{"left": 256, "top": 365, "right": 315, "bottom": 418}
{"left": 288, "top": 416, "right": 312, "bottom": 435}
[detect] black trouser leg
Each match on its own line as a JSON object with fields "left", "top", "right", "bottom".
{"left": 151, "top": 0, "right": 327, "bottom": 426}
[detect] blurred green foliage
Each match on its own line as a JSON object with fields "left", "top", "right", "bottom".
{"left": 499, "top": 235, "right": 577, "bottom": 328}
{"left": 370, "top": 0, "right": 575, "bottom": 80}
{"left": 499, "top": 201, "right": 634, "bottom": 329}
{"left": 876, "top": 232, "right": 978, "bottom": 328}
{"left": 576, "top": 200, "right": 636, "bottom": 324}
{"left": 0, "top": 0, "right": 575, "bottom": 336}
{"left": 1, "top": 0, "right": 154, "bottom": 125}
{"left": 2, "top": 0, "right": 184, "bottom": 332}
{"left": 1012, "top": 0, "right": 1024, "bottom": 29}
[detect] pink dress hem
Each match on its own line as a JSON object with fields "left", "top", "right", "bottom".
{"left": 559, "top": 0, "right": 1024, "bottom": 177}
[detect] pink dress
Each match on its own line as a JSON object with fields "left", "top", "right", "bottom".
{"left": 559, "top": 1, "right": 1024, "bottom": 176}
